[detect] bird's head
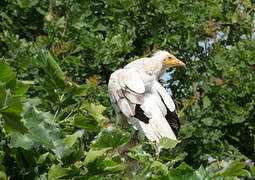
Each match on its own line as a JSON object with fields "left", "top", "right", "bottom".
{"left": 152, "top": 50, "right": 185, "bottom": 68}
{"left": 163, "top": 53, "right": 185, "bottom": 67}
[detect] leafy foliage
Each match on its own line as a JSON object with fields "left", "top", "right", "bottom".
{"left": 0, "top": 0, "right": 254, "bottom": 179}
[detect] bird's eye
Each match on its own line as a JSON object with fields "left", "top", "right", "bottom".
{"left": 168, "top": 56, "right": 172, "bottom": 59}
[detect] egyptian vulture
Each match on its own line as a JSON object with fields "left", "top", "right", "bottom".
{"left": 108, "top": 50, "right": 185, "bottom": 142}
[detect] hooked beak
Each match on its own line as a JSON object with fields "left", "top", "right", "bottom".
{"left": 172, "top": 58, "right": 186, "bottom": 67}
{"left": 164, "top": 57, "right": 186, "bottom": 67}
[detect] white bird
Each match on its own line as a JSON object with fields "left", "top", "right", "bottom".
{"left": 108, "top": 50, "right": 185, "bottom": 142}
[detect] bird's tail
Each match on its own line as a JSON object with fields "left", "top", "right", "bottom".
{"left": 128, "top": 101, "right": 177, "bottom": 142}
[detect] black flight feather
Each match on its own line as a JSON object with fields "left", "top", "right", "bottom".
{"left": 133, "top": 105, "right": 149, "bottom": 124}
{"left": 160, "top": 96, "right": 180, "bottom": 138}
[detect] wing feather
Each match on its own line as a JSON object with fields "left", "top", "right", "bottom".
{"left": 118, "top": 68, "right": 145, "bottom": 94}
{"left": 109, "top": 68, "right": 179, "bottom": 142}
{"left": 153, "top": 81, "right": 176, "bottom": 112}
{"left": 108, "top": 68, "right": 146, "bottom": 118}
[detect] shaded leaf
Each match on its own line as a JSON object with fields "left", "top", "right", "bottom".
{"left": 90, "top": 127, "right": 131, "bottom": 150}
{"left": 35, "top": 48, "right": 67, "bottom": 89}
{"left": 10, "top": 132, "right": 34, "bottom": 150}
{"left": 72, "top": 114, "right": 100, "bottom": 132}
{"left": 10, "top": 101, "right": 73, "bottom": 158}
{"left": 168, "top": 163, "right": 196, "bottom": 179}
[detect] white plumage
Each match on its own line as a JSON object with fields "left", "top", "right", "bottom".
{"left": 108, "top": 50, "right": 185, "bottom": 142}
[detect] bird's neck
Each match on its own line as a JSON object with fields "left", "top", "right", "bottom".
{"left": 148, "top": 58, "right": 167, "bottom": 79}
{"left": 124, "top": 57, "right": 167, "bottom": 79}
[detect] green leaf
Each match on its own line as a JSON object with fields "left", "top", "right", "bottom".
{"left": 132, "top": 163, "right": 151, "bottom": 179}
{"left": 22, "top": 105, "right": 55, "bottom": 148}
{"left": 157, "top": 137, "right": 180, "bottom": 150}
{"left": 48, "top": 164, "right": 71, "bottom": 180}
{"left": 201, "top": 117, "right": 213, "bottom": 126}
{"left": 202, "top": 96, "right": 211, "bottom": 109}
{"left": 35, "top": 48, "right": 67, "bottom": 89}
{"left": 127, "top": 146, "right": 151, "bottom": 163}
{"left": 0, "top": 61, "right": 16, "bottom": 83}
{"left": 84, "top": 103, "right": 106, "bottom": 122}
{"left": 84, "top": 148, "right": 111, "bottom": 165}
{"left": 214, "top": 160, "right": 250, "bottom": 177}
{"left": 151, "top": 161, "right": 168, "bottom": 174}
{"left": 72, "top": 114, "right": 100, "bottom": 132}
{"left": 251, "top": 166, "right": 255, "bottom": 178}
{"left": 90, "top": 127, "right": 131, "bottom": 150}
{"left": 72, "top": 103, "right": 106, "bottom": 132}
{"left": 10, "top": 101, "right": 73, "bottom": 158}
{"left": 17, "top": 0, "right": 39, "bottom": 8}
{"left": 168, "top": 164, "right": 210, "bottom": 180}
{"left": 84, "top": 147, "right": 127, "bottom": 177}
{"left": 60, "top": 84, "right": 89, "bottom": 108}
{"left": 0, "top": 84, "right": 27, "bottom": 133}
{"left": 0, "top": 61, "right": 28, "bottom": 133}
{"left": 0, "top": 171, "right": 7, "bottom": 180}
{"left": 10, "top": 132, "right": 34, "bottom": 150}
{"left": 37, "top": 152, "right": 50, "bottom": 164}
{"left": 195, "top": 166, "right": 210, "bottom": 180}
{"left": 64, "top": 130, "right": 83, "bottom": 148}
{"left": 102, "top": 160, "right": 127, "bottom": 173}
{"left": 168, "top": 163, "right": 196, "bottom": 179}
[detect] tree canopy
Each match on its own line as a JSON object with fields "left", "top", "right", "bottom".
{"left": 0, "top": 0, "right": 254, "bottom": 179}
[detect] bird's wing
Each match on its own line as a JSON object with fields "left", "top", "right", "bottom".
{"left": 128, "top": 79, "right": 180, "bottom": 141}
{"left": 152, "top": 81, "right": 180, "bottom": 137}
{"left": 108, "top": 68, "right": 146, "bottom": 118}
{"left": 128, "top": 89, "right": 177, "bottom": 142}
{"left": 109, "top": 69, "right": 180, "bottom": 141}
{"left": 152, "top": 81, "right": 175, "bottom": 112}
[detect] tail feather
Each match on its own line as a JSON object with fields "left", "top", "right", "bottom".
{"left": 127, "top": 93, "right": 177, "bottom": 142}
{"left": 128, "top": 112, "right": 177, "bottom": 142}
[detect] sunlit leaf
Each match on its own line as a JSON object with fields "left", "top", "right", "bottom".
{"left": 0, "top": 62, "right": 28, "bottom": 133}
{"left": 84, "top": 148, "right": 111, "bottom": 165}
{"left": 0, "top": 61, "right": 16, "bottom": 83}
{"left": 0, "top": 0, "right": 255, "bottom": 178}
{"left": 214, "top": 160, "right": 250, "bottom": 177}
{"left": 127, "top": 145, "right": 151, "bottom": 163}
{"left": 157, "top": 137, "right": 180, "bottom": 150}
{"left": 37, "top": 152, "right": 50, "bottom": 164}
{"left": 103, "top": 163, "right": 127, "bottom": 174}
{"left": 64, "top": 130, "right": 83, "bottom": 148}
{"left": 0, "top": 171, "right": 7, "bottom": 180}
{"left": 48, "top": 164, "right": 71, "bottom": 180}
{"left": 195, "top": 166, "right": 210, "bottom": 180}
{"left": 202, "top": 96, "right": 211, "bottom": 109}
{"left": 84, "top": 103, "right": 106, "bottom": 122}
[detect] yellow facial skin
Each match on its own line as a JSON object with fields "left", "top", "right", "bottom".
{"left": 163, "top": 54, "right": 185, "bottom": 67}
